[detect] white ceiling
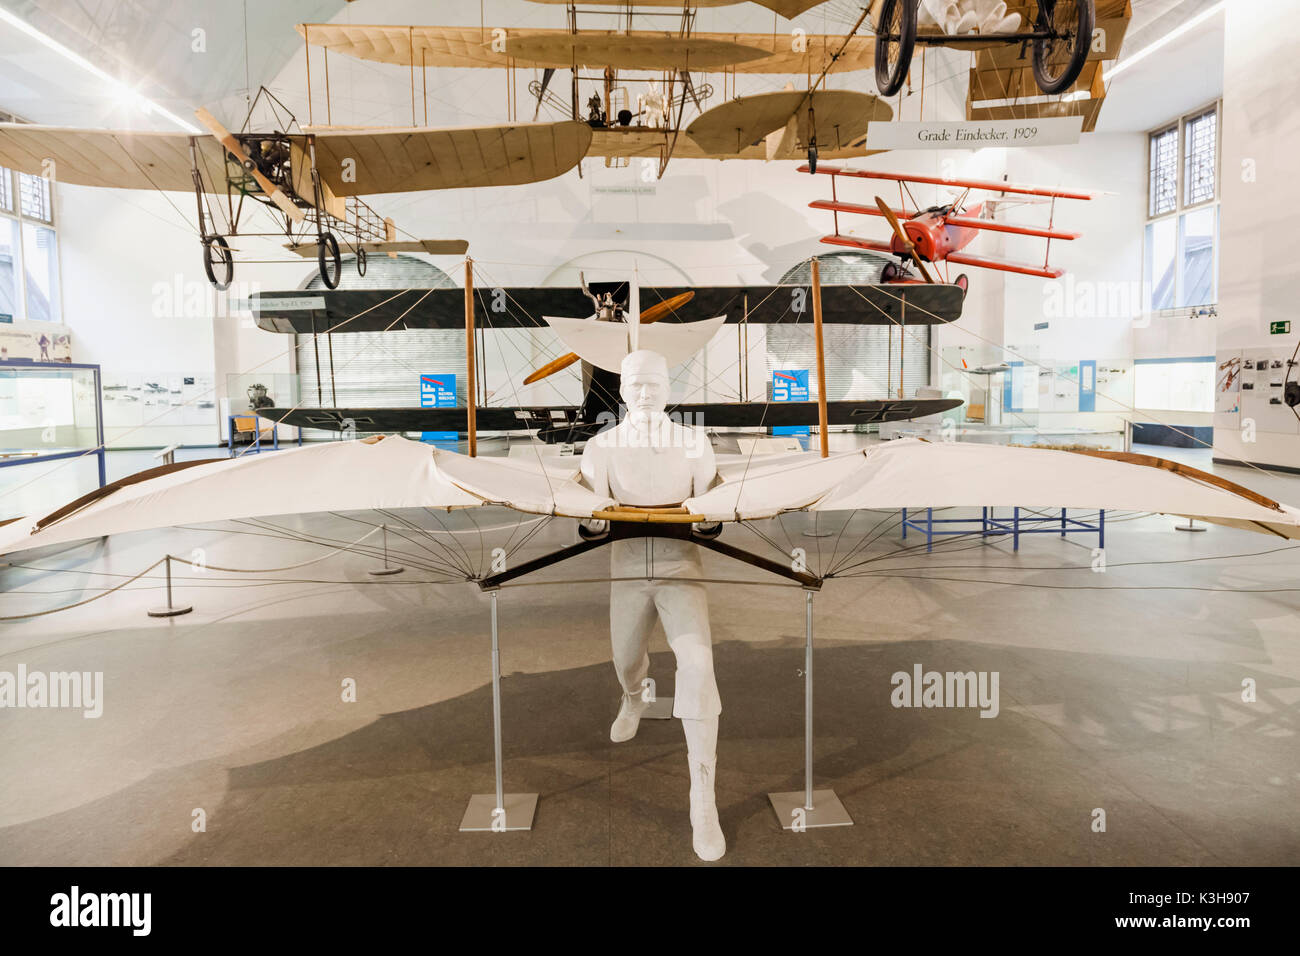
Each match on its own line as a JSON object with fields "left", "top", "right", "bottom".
{"left": 0, "top": 0, "right": 1226, "bottom": 137}
{"left": 1095, "top": 0, "right": 1225, "bottom": 133}
{"left": 0, "top": 0, "right": 343, "bottom": 128}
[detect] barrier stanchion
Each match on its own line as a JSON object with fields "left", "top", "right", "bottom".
{"left": 147, "top": 555, "right": 193, "bottom": 618}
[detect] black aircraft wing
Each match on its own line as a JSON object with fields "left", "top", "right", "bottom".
{"left": 259, "top": 397, "right": 963, "bottom": 442}
{"left": 251, "top": 284, "right": 964, "bottom": 335}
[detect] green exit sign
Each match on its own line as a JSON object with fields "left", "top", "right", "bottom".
{"left": 1270, "top": 321, "right": 1291, "bottom": 334}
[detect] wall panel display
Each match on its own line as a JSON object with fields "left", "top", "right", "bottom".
{"left": 102, "top": 373, "right": 217, "bottom": 430}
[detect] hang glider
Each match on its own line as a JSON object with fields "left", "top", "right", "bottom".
{"left": 4, "top": 436, "right": 1297, "bottom": 560}
{"left": 0, "top": 90, "right": 590, "bottom": 291}
{"left": 801, "top": 164, "right": 1097, "bottom": 281}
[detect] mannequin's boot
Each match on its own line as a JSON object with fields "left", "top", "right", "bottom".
{"left": 688, "top": 758, "right": 726, "bottom": 861}
{"left": 610, "top": 692, "right": 649, "bottom": 743}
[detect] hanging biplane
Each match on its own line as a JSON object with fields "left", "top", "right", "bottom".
{"left": 800, "top": 163, "right": 1096, "bottom": 281}
{"left": 0, "top": 88, "right": 592, "bottom": 291}
{"left": 251, "top": 271, "right": 970, "bottom": 442}
{"left": 297, "top": 1, "right": 891, "bottom": 178}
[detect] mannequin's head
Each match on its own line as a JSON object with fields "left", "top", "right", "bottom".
{"left": 620, "top": 349, "right": 670, "bottom": 425}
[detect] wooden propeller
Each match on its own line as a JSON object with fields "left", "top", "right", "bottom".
{"left": 875, "top": 195, "right": 935, "bottom": 284}
{"left": 195, "top": 108, "right": 305, "bottom": 224}
{"left": 522, "top": 291, "right": 695, "bottom": 386}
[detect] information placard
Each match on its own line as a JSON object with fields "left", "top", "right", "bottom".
{"left": 865, "top": 116, "right": 1084, "bottom": 150}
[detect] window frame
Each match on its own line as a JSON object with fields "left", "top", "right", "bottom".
{"left": 0, "top": 108, "right": 62, "bottom": 323}
{"left": 1144, "top": 100, "right": 1222, "bottom": 313}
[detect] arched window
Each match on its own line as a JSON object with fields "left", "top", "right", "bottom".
{"left": 296, "top": 255, "right": 464, "bottom": 409}
{"left": 765, "top": 252, "right": 930, "bottom": 402}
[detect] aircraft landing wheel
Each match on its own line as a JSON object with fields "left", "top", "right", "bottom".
{"left": 356, "top": 247, "right": 368, "bottom": 277}
{"left": 881, "top": 260, "right": 909, "bottom": 283}
{"left": 1033, "top": 0, "right": 1094, "bottom": 95}
{"left": 807, "top": 143, "right": 818, "bottom": 174}
{"left": 874, "top": 0, "right": 917, "bottom": 98}
{"left": 202, "top": 236, "right": 233, "bottom": 291}
{"left": 317, "top": 232, "right": 341, "bottom": 289}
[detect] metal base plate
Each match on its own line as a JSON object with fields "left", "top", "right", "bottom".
{"left": 459, "top": 792, "right": 538, "bottom": 832}
{"left": 1175, "top": 522, "right": 1207, "bottom": 532}
{"left": 642, "top": 695, "right": 674, "bottom": 719}
{"left": 367, "top": 566, "right": 404, "bottom": 576}
{"left": 767, "top": 789, "right": 853, "bottom": 830}
{"left": 147, "top": 605, "right": 193, "bottom": 618}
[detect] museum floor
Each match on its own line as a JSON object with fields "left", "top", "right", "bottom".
{"left": 1, "top": 440, "right": 1298, "bottom": 866}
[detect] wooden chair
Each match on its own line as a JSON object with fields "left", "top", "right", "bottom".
{"left": 230, "top": 415, "right": 276, "bottom": 456}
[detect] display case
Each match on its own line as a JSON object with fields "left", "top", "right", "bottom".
{"left": 0, "top": 362, "right": 106, "bottom": 515}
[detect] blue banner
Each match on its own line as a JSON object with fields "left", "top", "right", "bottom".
{"left": 772, "top": 369, "right": 809, "bottom": 436}
{"left": 420, "top": 373, "right": 458, "bottom": 442}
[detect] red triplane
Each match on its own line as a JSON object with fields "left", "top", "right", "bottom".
{"left": 800, "top": 163, "right": 1097, "bottom": 287}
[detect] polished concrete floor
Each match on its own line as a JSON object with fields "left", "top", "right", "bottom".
{"left": 1, "top": 442, "right": 1298, "bottom": 866}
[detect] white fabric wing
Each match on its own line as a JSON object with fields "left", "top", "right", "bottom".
{"left": 0, "top": 436, "right": 483, "bottom": 556}
{"left": 432, "top": 449, "right": 615, "bottom": 516}
{"left": 542, "top": 315, "right": 727, "bottom": 374}
{"left": 810, "top": 439, "right": 1300, "bottom": 538}
{"left": 686, "top": 451, "right": 868, "bottom": 521}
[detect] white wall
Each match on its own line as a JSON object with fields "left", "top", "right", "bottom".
{"left": 58, "top": 183, "right": 299, "bottom": 447}
{"left": 1212, "top": 0, "right": 1300, "bottom": 470}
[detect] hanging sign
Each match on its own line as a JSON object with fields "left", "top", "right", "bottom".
{"left": 865, "top": 116, "right": 1084, "bottom": 150}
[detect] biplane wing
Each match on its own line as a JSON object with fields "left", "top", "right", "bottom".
{"left": 285, "top": 239, "right": 470, "bottom": 257}
{"left": 524, "top": 0, "right": 833, "bottom": 16}
{"left": 0, "top": 123, "right": 226, "bottom": 191}
{"left": 939, "top": 249, "right": 1065, "bottom": 280}
{"left": 800, "top": 164, "right": 1098, "bottom": 201}
{"left": 819, "top": 235, "right": 1066, "bottom": 280}
{"left": 258, "top": 398, "right": 966, "bottom": 439}
{"left": 250, "top": 283, "right": 967, "bottom": 335}
{"left": 297, "top": 23, "right": 873, "bottom": 75}
{"left": 809, "top": 199, "right": 1082, "bottom": 241}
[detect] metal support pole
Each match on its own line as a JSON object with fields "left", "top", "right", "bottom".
{"left": 491, "top": 589, "right": 504, "bottom": 813}
{"left": 367, "top": 523, "right": 404, "bottom": 576}
{"left": 803, "top": 589, "right": 814, "bottom": 810}
{"left": 461, "top": 589, "right": 537, "bottom": 831}
{"left": 147, "top": 555, "right": 193, "bottom": 618}
{"left": 465, "top": 258, "right": 478, "bottom": 457}
{"left": 767, "top": 588, "right": 852, "bottom": 830}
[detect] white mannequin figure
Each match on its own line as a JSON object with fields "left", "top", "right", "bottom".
{"left": 918, "top": 0, "right": 1021, "bottom": 35}
{"left": 579, "top": 349, "right": 726, "bottom": 861}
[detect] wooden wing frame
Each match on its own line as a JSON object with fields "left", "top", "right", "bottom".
{"left": 0, "top": 124, "right": 226, "bottom": 192}
{"left": 297, "top": 121, "right": 593, "bottom": 197}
